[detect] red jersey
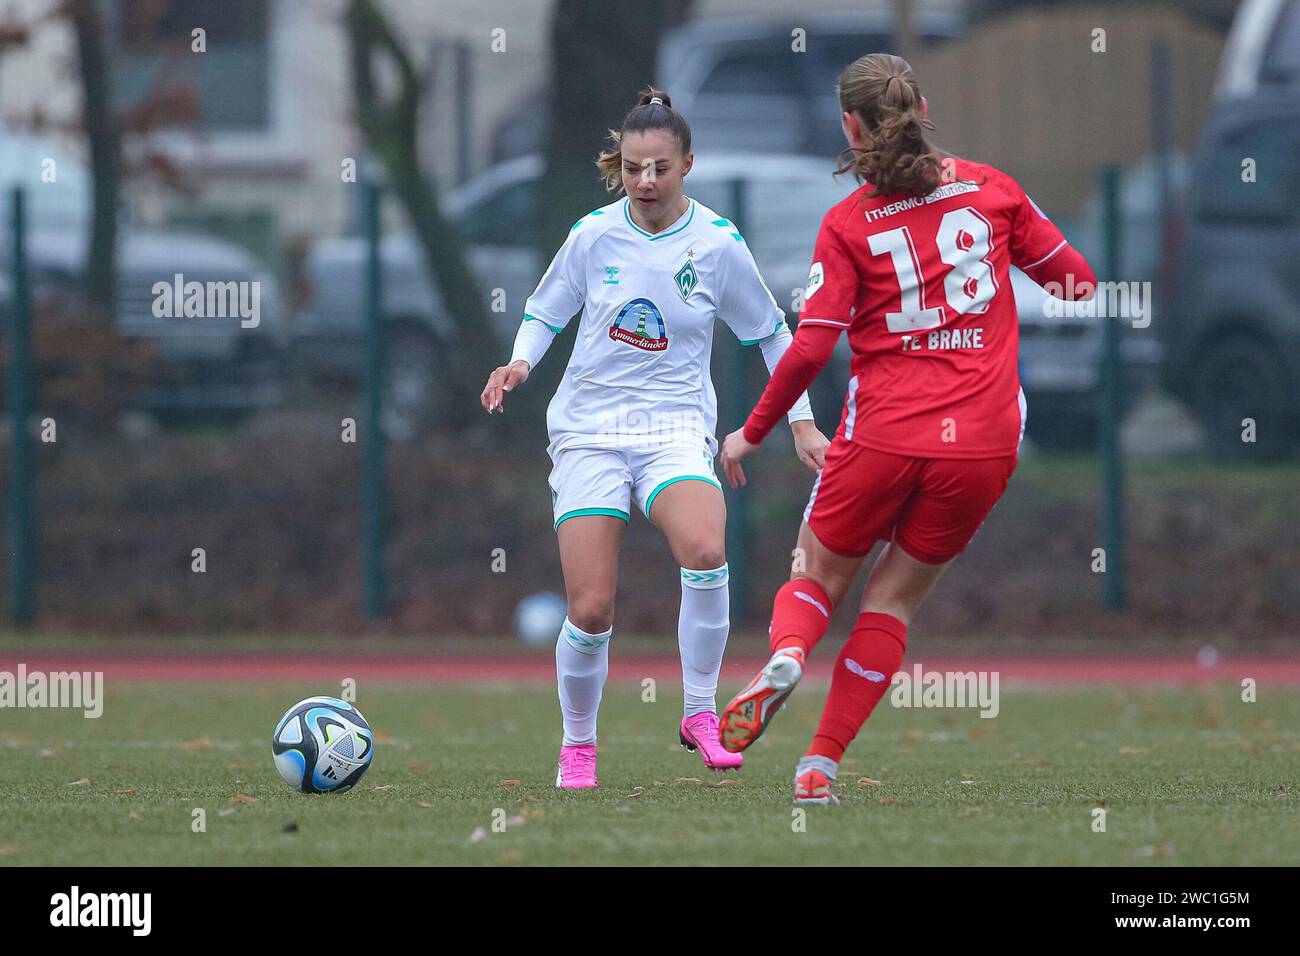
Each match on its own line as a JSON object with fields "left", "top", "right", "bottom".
{"left": 762, "top": 159, "right": 1082, "bottom": 459}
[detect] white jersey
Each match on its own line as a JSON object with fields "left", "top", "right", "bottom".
{"left": 523, "top": 196, "right": 791, "bottom": 455}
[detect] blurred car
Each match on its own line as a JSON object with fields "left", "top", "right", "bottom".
{"left": 1162, "top": 0, "right": 1300, "bottom": 461}
{"left": 296, "top": 150, "right": 1137, "bottom": 445}
{"left": 658, "top": 13, "right": 961, "bottom": 160}
{"left": 1012, "top": 157, "right": 1185, "bottom": 448}
{"left": 294, "top": 152, "right": 860, "bottom": 439}
{"left": 0, "top": 126, "right": 284, "bottom": 419}
{"left": 487, "top": 13, "right": 963, "bottom": 166}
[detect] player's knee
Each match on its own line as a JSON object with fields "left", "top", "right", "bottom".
{"left": 677, "top": 540, "right": 726, "bottom": 573}
{"left": 567, "top": 596, "right": 615, "bottom": 634}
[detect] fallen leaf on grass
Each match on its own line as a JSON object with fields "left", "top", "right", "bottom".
{"left": 67, "top": 778, "right": 90, "bottom": 786}
{"left": 674, "top": 777, "right": 703, "bottom": 785}
{"left": 1134, "top": 843, "right": 1175, "bottom": 858}
{"left": 408, "top": 763, "right": 430, "bottom": 772}
{"left": 497, "top": 779, "right": 522, "bottom": 789}
{"left": 626, "top": 786, "right": 646, "bottom": 798}
{"left": 417, "top": 802, "right": 433, "bottom": 809}
{"left": 706, "top": 778, "right": 739, "bottom": 787}
{"left": 370, "top": 785, "right": 393, "bottom": 792}
{"left": 857, "top": 777, "right": 882, "bottom": 787}
{"left": 879, "top": 798, "right": 903, "bottom": 806}
{"left": 116, "top": 788, "right": 136, "bottom": 796}
{"left": 230, "top": 794, "right": 257, "bottom": 805}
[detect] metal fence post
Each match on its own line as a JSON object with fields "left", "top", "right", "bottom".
{"left": 362, "top": 179, "right": 386, "bottom": 620}
{"left": 7, "top": 187, "right": 34, "bottom": 628}
{"left": 1099, "top": 165, "right": 1126, "bottom": 612}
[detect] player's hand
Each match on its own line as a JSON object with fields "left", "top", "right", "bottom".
{"left": 720, "top": 427, "right": 758, "bottom": 488}
{"left": 480, "top": 360, "right": 530, "bottom": 414}
{"left": 791, "top": 419, "right": 829, "bottom": 472}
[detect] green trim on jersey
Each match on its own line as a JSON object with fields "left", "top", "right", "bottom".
{"left": 739, "top": 317, "right": 786, "bottom": 346}
{"left": 710, "top": 217, "right": 744, "bottom": 242}
{"left": 623, "top": 198, "right": 696, "bottom": 240}
{"left": 554, "top": 507, "right": 630, "bottom": 530}
{"left": 570, "top": 209, "right": 606, "bottom": 230}
{"left": 523, "top": 313, "right": 564, "bottom": 334}
{"left": 643, "top": 474, "right": 722, "bottom": 519}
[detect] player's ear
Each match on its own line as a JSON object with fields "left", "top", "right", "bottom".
{"left": 840, "top": 111, "right": 860, "bottom": 148}
{"left": 920, "top": 95, "right": 928, "bottom": 119}
{"left": 680, "top": 152, "right": 693, "bottom": 178}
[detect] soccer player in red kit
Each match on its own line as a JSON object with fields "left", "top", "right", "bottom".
{"left": 716, "top": 53, "right": 1097, "bottom": 804}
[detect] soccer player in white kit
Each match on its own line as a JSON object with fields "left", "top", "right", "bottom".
{"left": 481, "top": 88, "right": 829, "bottom": 788}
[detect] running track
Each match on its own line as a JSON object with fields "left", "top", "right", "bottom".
{"left": 2, "top": 655, "right": 1298, "bottom": 685}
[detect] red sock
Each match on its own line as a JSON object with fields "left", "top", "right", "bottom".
{"left": 769, "top": 579, "right": 834, "bottom": 657}
{"left": 808, "top": 612, "right": 907, "bottom": 762}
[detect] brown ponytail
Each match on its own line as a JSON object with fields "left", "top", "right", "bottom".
{"left": 834, "top": 54, "right": 946, "bottom": 198}
{"left": 595, "top": 87, "right": 693, "bottom": 193}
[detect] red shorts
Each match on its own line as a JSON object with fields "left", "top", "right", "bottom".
{"left": 803, "top": 440, "right": 1017, "bottom": 564}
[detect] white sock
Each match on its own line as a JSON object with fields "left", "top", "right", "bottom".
{"left": 796, "top": 754, "right": 839, "bottom": 781}
{"left": 678, "top": 563, "right": 730, "bottom": 717}
{"left": 555, "top": 617, "right": 612, "bottom": 746}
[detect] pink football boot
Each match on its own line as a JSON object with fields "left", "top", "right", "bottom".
{"left": 555, "top": 744, "right": 598, "bottom": 789}
{"left": 679, "top": 712, "right": 743, "bottom": 771}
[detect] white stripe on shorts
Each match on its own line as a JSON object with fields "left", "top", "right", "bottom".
{"left": 843, "top": 375, "right": 860, "bottom": 441}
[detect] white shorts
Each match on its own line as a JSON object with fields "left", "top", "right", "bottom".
{"left": 548, "top": 439, "right": 723, "bottom": 530}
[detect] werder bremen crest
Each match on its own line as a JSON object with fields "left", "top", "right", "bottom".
{"left": 674, "top": 258, "right": 699, "bottom": 300}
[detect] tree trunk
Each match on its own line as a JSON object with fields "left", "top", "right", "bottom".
{"left": 345, "top": 0, "right": 500, "bottom": 431}
{"left": 69, "top": 0, "right": 119, "bottom": 324}
{"left": 536, "top": 0, "right": 695, "bottom": 258}
{"left": 529, "top": 0, "right": 695, "bottom": 409}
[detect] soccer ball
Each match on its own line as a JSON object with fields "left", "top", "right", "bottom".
{"left": 272, "top": 696, "right": 375, "bottom": 794}
{"left": 514, "top": 591, "right": 567, "bottom": 646}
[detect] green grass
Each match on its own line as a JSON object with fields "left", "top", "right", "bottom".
{"left": 2, "top": 681, "right": 1297, "bottom": 866}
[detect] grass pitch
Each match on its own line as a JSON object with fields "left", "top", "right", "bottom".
{"left": 2, "top": 680, "right": 1297, "bottom": 866}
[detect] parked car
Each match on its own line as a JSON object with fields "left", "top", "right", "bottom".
{"left": 658, "top": 13, "right": 961, "bottom": 160}
{"left": 0, "top": 126, "right": 284, "bottom": 419}
{"left": 294, "top": 152, "right": 861, "bottom": 439}
{"left": 1162, "top": 0, "right": 1300, "bottom": 461}
{"left": 488, "top": 13, "right": 963, "bottom": 166}
{"left": 296, "top": 150, "right": 1142, "bottom": 446}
